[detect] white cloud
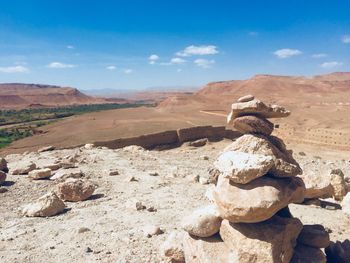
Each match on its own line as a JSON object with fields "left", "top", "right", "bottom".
{"left": 320, "top": 61, "right": 343, "bottom": 69}
{"left": 123, "top": 69, "right": 133, "bottom": 74}
{"left": 106, "top": 65, "right": 116, "bottom": 70}
{"left": 273, "top": 48, "right": 302, "bottom": 59}
{"left": 170, "top": 57, "right": 186, "bottom": 64}
{"left": 0, "top": 65, "right": 29, "bottom": 73}
{"left": 194, "top": 59, "right": 215, "bottom": 68}
{"left": 312, "top": 53, "right": 327, "bottom": 58}
{"left": 341, "top": 35, "right": 350, "bottom": 43}
{"left": 47, "top": 62, "right": 75, "bottom": 68}
{"left": 66, "top": 45, "right": 75, "bottom": 49}
{"left": 148, "top": 54, "right": 159, "bottom": 64}
{"left": 176, "top": 45, "right": 219, "bottom": 57}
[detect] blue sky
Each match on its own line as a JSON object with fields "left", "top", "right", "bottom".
{"left": 0, "top": 0, "right": 349, "bottom": 90}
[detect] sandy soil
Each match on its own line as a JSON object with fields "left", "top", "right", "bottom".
{"left": 0, "top": 139, "right": 349, "bottom": 263}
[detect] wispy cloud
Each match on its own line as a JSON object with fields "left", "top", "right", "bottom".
{"left": 312, "top": 53, "right": 327, "bottom": 58}
{"left": 0, "top": 65, "right": 29, "bottom": 73}
{"left": 320, "top": 61, "right": 343, "bottom": 69}
{"left": 148, "top": 54, "right": 159, "bottom": 64}
{"left": 341, "top": 35, "right": 350, "bottom": 43}
{"left": 194, "top": 59, "right": 215, "bottom": 68}
{"left": 106, "top": 65, "right": 116, "bottom": 70}
{"left": 123, "top": 69, "right": 133, "bottom": 74}
{"left": 176, "top": 45, "right": 219, "bottom": 57}
{"left": 66, "top": 45, "right": 75, "bottom": 49}
{"left": 47, "top": 62, "right": 75, "bottom": 68}
{"left": 160, "top": 57, "right": 186, "bottom": 66}
{"left": 273, "top": 48, "right": 302, "bottom": 59}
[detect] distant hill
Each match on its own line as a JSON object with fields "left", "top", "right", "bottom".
{"left": 0, "top": 83, "right": 109, "bottom": 109}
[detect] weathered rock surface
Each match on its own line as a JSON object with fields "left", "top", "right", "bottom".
{"left": 330, "top": 169, "right": 347, "bottom": 201}
{"left": 237, "top": 94, "right": 254, "bottom": 103}
{"left": 22, "top": 191, "right": 66, "bottom": 217}
{"left": 341, "top": 192, "right": 350, "bottom": 216}
{"left": 220, "top": 216, "right": 303, "bottom": 263}
{"left": 187, "top": 138, "right": 208, "bottom": 147}
{"left": 142, "top": 225, "right": 163, "bottom": 237}
{"left": 50, "top": 169, "right": 83, "bottom": 181}
{"left": 214, "top": 151, "right": 274, "bottom": 184}
{"left": 161, "top": 231, "right": 185, "bottom": 263}
{"left": 28, "top": 168, "right": 52, "bottom": 180}
{"left": 233, "top": 115, "right": 274, "bottom": 135}
{"left": 213, "top": 175, "right": 305, "bottom": 223}
{"left": 183, "top": 233, "right": 236, "bottom": 263}
{"left": 300, "top": 172, "right": 333, "bottom": 199}
{"left": 297, "top": 224, "right": 330, "bottom": 248}
{"left": 325, "top": 240, "right": 350, "bottom": 263}
{"left": 227, "top": 98, "right": 290, "bottom": 124}
{"left": 182, "top": 205, "right": 222, "bottom": 238}
{"left": 56, "top": 179, "right": 95, "bottom": 202}
{"left": 11, "top": 161, "right": 36, "bottom": 175}
{"left": 0, "top": 171, "right": 6, "bottom": 185}
{"left": 291, "top": 244, "right": 327, "bottom": 263}
{"left": 224, "top": 134, "right": 302, "bottom": 178}
{"left": 38, "top": 145, "right": 55, "bottom": 153}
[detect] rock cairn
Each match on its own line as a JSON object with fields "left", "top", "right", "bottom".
{"left": 181, "top": 95, "right": 329, "bottom": 263}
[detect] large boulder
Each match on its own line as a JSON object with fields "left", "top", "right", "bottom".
{"left": 28, "top": 168, "right": 52, "bottom": 180}
{"left": 233, "top": 115, "right": 274, "bottom": 135}
{"left": 11, "top": 161, "right": 36, "bottom": 175}
{"left": 300, "top": 172, "right": 333, "bottom": 199}
{"left": 182, "top": 205, "right": 222, "bottom": 238}
{"left": 214, "top": 151, "right": 274, "bottom": 184}
{"left": 213, "top": 175, "right": 305, "bottom": 223}
{"left": 330, "top": 169, "right": 347, "bottom": 201}
{"left": 291, "top": 244, "right": 326, "bottom": 263}
{"left": 224, "top": 134, "right": 302, "bottom": 178}
{"left": 56, "top": 179, "right": 95, "bottom": 201}
{"left": 0, "top": 171, "right": 6, "bottom": 185}
{"left": 227, "top": 98, "right": 290, "bottom": 124}
{"left": 297, "top": 224, "right": 330, "bottom": 248}
{"left": 220, "top": 216, "right": 303, "bottom": 263}
{"left": 182, "top": 233, "right": 236, "bottom": 263}
{"left": 22, "top": 191, "right": 66, "bottom": 217}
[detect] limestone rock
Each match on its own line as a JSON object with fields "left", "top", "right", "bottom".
{"left": 300, "top": 172, "right": 333, "bottom": 199}
{"left": 28, "top": 168, "right": 52, "bottom": 180}
{"left": 341, "top": 192, "right": 350, "bottom": 216}
{"left": 0, "top": 158, "right": 8, "bottom": 173}
{"left": 224, "top": 134, "right": 302, "bottom": 178}
{"left": 0, "top": 171, "right": 6, "bottom": 185}
{"left": 233, "top": 115, "right": 274, "bottom": 135}
{"left": 325, "top": 240, "right": 350, "bottom": 263}
{"left": 142, "top": 225, "right": 163, "bottom": 237}
{"left": 188, "top": 138, "right": 208, "bottom": 147}
{"left": 297, "top": 224, "right": 330, "bottom": 248}
{"left": 161, "top": 231, "right": 185, "bottom": 263}
{"left": 56, "top": 179, "right": 95, "bottom": 202}
{"left": 183, "top": 233, "right": 236, "bottom": 263}
{"left": 182, "top": 205, "right": 222, "bottom": 238}
{"left": 38, "top": 145, "right": 55, "bottom": 153}
{"left": 213, "top": 175, "right": 305, "bottom": 223}
{"left": 214, "top": 151, "right": 274, "bottom": 184}
{"left": 84, "top": 143, "right": 95, "bottom": 149}
{"left": 220, "top": 216, "right": 303, "bottom": 263}
{"left": 22, "top": 191, "right": 66, "bottom": 217}
{"left": 330, "top": 169, "right": 347, "bottom": 201}
{"left": 50, "top": 169, "right": 83, "bottom": 181}
{"left": 291, "top": 244, "right": 326, "bottom": 263}
{"left": 12, "top": 161, "right": 36, "bottom": 175}
{"left": 237, "top": 94, "right": 254, "bottom": 102}
{"left": 227, "top": 98, "right": 290, "bottom": 124}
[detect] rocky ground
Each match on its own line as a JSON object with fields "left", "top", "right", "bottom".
{"left": 0, "top": 139, "right": 350, "bottom": 263}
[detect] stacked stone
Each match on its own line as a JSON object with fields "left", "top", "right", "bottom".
{"left": 181, "top": 95, "right": 329, "bottom": 263}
